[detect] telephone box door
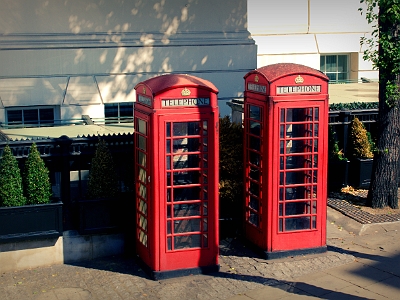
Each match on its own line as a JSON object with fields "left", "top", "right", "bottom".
{"left": 271, "top": 100, "right": 327, "bottom": 251}
{"left": 158, "top": 114, "right": 218, "bottom": 270}
{"left": 135, "top": 111, "right": 152, "bottom": 266}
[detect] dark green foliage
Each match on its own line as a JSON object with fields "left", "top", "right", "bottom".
{"left": 86, "top": 138, "right": 118, "bottom": 199}
{"left": 219, "top": 116, "right": 243, "bottom": 221}
{"left": 328, "top": 126, "right": 347, "bottom": 161}
{"left": 23, "top": 143, "right": 52, "bottom": 205}
{"left": 329, "top": 102, "right": 378, "bottom": 111}
{"left": 349, "top": 117, "right": 374, "bottom": 159}
{"left": 0, "top": 145, "right": 26, "bottom": 207}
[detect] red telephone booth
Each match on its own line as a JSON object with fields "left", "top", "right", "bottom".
{"left": 243, "top": 63, "right": 329, "bottom": 259}
{"left": 133, "top": 74, "right": 219, "bottom": 279}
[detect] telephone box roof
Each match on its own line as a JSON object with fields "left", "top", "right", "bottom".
{"left": 245, "top": 63, "right": 329, "bottom": 83}
{"left": 135, "top": 74, "right": 219, "bottom": 95}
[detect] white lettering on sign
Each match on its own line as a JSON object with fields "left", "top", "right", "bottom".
{"left": 277, "top": 85, "right": 321, "bottom": 94}
{"left": 247, "top": 83, "right": 266, "bottom": 93}
{"left": 138, "top": 95, "right": 152, "bottom": 106}
{"left": 161, "top": 98, "right": 210, "bottom": 107}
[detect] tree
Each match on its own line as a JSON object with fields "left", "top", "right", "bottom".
{"left": 86, "top": 138, "right": 118, "bottom": 199}
{"left": 360, "top": 0, "right": 400, "bottom": 208}
{"left": 0, "top": 145, "right": 26, "bottom": 207}
{"left": 23, "top": 143, "right": 52, "bottom": 205}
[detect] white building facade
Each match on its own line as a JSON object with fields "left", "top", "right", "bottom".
{"left": 0, "top": 0, "right": 257, "bottom": 127}
{"left": 248, "top": 0, "right": 377, "bottom": 83}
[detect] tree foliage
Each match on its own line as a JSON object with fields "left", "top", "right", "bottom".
{"left": 360, "top": 0, "right": 400, "bottom": 208}
{"left": 86, "top": 138, "right": 118, "bottom": 199}
{"left": 23, "top": 143, "right": 52, "bottom": 205}
{"left": 0, "top": 145, "right": 26, "bottom": 207}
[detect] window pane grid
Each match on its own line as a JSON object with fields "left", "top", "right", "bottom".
{"left": 278, "top": 108, "right": 319, "bottom": 232}
{"left": 166, "top": 121, "right": 209, "bottom": 251}
{"left": 320, "top": 54, "right": 349, "bottom": 83}
{"left": 245, "top": 104, "right": 263, "bottom": 229}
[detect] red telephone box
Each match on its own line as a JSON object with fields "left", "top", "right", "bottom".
{"left": 134, "top": 74, "right": 219, "bottom": 279}
{"left": 243, "top": 63, "right": 329, "bottom": 259}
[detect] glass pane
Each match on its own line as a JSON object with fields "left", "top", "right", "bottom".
{"left": 285, "top": 155, "right": 312, "bottom": 169}
{"left": 203, "top": 218, "right": 208, "bottom": 232}
{"left": 249, "top": 151, "right": 261, "bottom": 166}
{"left": 320, "top": 56, "right": 325, "bottom": 72}
{"left": 284, "top": 201, "right": 310, "bottom": 216}
{"left": 167, "top": 237, "right": 172, "bottom": 250}
{"left": 174, "top": 234, "right": 201, "bottom": 249}
{"left": 166, "top": 156, "right": 171, "bottom": 170}
{"left": 249, "top": 105, "right": 261, "bottom": 121}
{"left": 39, "top": 108, "right": 54, "bottom": 124}
{"left": 138, "top": 151, "right": 146, "bottom": 167}
{"left": 249, "top": 136, "right": 261, "bottom": 151}
{"left": 138, "top": 135, "right": 146, "bottom": 151}
{"left": 250, "top": 181, "right": 259, "bottom": 196}
{"left": 173, "top": 138, "right": 200, "bottom": 153}
{"left": 166, "top": 122, "right": 171, "bottom": 137}
{"left": 137, "top": 119, "right": 147, "bottom": 135}
{"left": 249, "top": 196, "right": 259, "bottom": 211}
{"left": 285, "top": 217, "right": 311, "bottom": 231}
{"left": 173, "top": 171, "right": 200, "bottom": 185}
{"left": 203, "top": 234, "right": 208, "bottom": 247}
{"left": 284, "top": 186, "right": 316, "bottom": 200}
{"left": 138, "top": 199, "right": 147, "bottom": 214}
{"left": 314, "top": 108, "right": 319, "bottom": 121}
{"left": 173, "top": 154, "right": 200, "bottom": 169}
{"left": 7, "top": 110, "right": 22, "bottom": 123}
{"left": 338, "top": 55, "right": 348, "bottom": 73}
{"left": 286, "top": 124, "right": 313, "bottom": 138}
{"left": 249, "top": 166, "right": 260, "bottom": 181}
{"left": 325, "top": 55, "right": 337, "bottom": 72}
{"left": 312, "top": 216, "right": 317, "bottom": 229}
{"left": 249, "top": 211, "right": 259, "bottom": 226}
{"left": 285, "top": 140, "right": 313, "bottom": 154}
{"left": 312, "top": 201, "right": 317, "bottom": 214}
{"left": 249, "top": 120, "right": 261, "bottom": 136}
{"left": 285, "top": 170, "right": 312, "bottom": 185}
{"left": 139, "top": 215, "right": 147, "bottom": 230}
{"left": 139, "top": 230, "right": 147, "bottom": 247}
{"left": 286, "top": 108, "right": 312, "bottom": 122}
{"left": 203, "top": 201, "right": 208, "bottom": 215}
{"left": 174, "top": 187, "right": 201, "bottom": 201}
{"left": 105, "top": 103, "right": 118, "bottom": 118}
{"left": 138, "top": 167, "right": 146, "bottom": 183}
{"left": 139, "top": 184, "right": 147, "bottom": 200}
{"left": 24, "top": 109, "right": 39, "bottom": 124}
{"left": 174, "top": 219, "right": 201, "bottom": 233}
{"left": 174, "top": 204, "right": 201, "bottom": 217}
{"left": 119, "top": 102, "right": 133, "bottom": 117}
{"left": 173, "top": 122, "right": 200, "bottom": 136}
{"left": 167, "top": 220, "right": 172, "bottom": 234}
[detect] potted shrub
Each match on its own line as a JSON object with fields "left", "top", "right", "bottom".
{"left": 0, "top": 144, "right": 62, "bottom": 243}
{"left": 78, "top": 138, "right": 122, "bottom": 234}
{"left": 348, "top": 117, "right": 374, "bottom": 189}
{"left": 328, "top": 127, "right": 349, "bottom": 192}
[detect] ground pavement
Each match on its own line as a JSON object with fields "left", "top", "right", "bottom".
{"left": 1, "top": 206, "right": 399, "bottom": 300}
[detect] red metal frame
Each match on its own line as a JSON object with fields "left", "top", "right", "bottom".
{"left": 243, "top": 63, "right": 329, "bottom": 257}
{"left": 134, "top": 74, "right": 219, "bottom": 276}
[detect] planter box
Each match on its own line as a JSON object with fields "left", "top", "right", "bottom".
{"left": 328, "top": 160, "right": 350, "bottom": 192}
{"left": 0, "top": 202, "right": 63, "bottom": 243}
{"left": 78, "top": 198, "right": 126, "bottom": 235}
{"left": 349, "top": 158, "right": 374, "bottom": 189}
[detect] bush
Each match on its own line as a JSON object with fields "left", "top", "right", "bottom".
{"left": 23, "top": 143, "right": 52, "bottom": 205}
{"left": 86, "top": 138, "right": 118, "bottom": 199}
{"left": 0, "top": 145, "right": 26, "bottom": 207}
{"left": 328, "top": 126, "right": 347, "bottom": 162}
{"left": 219, "top": 116, "right": 243, "bottom": 221}
{"left": 348, "top": 117, "right": 374, "bottom": 159}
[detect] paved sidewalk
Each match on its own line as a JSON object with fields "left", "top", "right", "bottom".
{"left": 1, "top": 207, "right": 399, "bottom": 299}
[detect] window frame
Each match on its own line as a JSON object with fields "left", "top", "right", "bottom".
{"left": 320, "top": 54, "right": 350, "bottom": 83}
{"left": 5, "top": 106, "right": 55, "bottom": 128}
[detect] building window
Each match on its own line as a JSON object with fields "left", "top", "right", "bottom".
{"left": 105, "top": 102, "right": 133, "bottom": 123}
{"left": 320, "top": 54, "right": 349, "bottom": 83}
{"left": 6, "top": 107, "right": 54, "bottom": 127}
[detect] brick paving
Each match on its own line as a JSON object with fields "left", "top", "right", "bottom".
{"left": 0, "top": 237, "right": 355, "bottom": 300}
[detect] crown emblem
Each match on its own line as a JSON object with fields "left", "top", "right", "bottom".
{"left": 181, "top": 87, "right": 191, "bottom": 96}
{"left": 295, "top": 75, "right": 304, "bottom": 84}
{"left": 142, "top": 87, "right": 146, "bottom": 94}
{"left": 254, "top": 75, "right": 259, "bottom": 82}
